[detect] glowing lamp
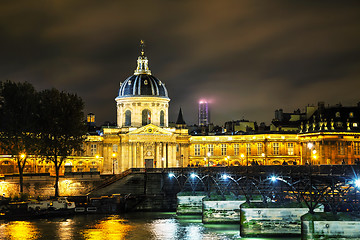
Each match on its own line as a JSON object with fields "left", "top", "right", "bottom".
{"left": 270, "top": 176, "right": 277, "bottom": 182}
{"left": 190, "top": 173, "right": 196, "bottom": 179}
{"left": 222, "top": 174, "right": 229, "bottom": 180}
{"left": 20, "top": 154, "right": 26, "bottom": 159}
{"left": 168, "top": 173, "right": 175, "bottom": 178}
{"left": 355, "top": 179, "right": 360, "bottom": 188}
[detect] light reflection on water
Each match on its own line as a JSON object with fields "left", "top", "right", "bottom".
{"left": 0, "top": 213, "right": 300, "bottom": 240}
{"left": 0, "top": 221, "right": 39, "bottom": 240}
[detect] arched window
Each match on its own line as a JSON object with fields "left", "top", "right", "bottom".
{"left": 160, "top": 110, "right": 165, "bottom": 127}
{"left": 125, "top": 110, "right": 131, "bottom": 126}
{"left": 142, "top": 109, "right": 151, "bottom": 126}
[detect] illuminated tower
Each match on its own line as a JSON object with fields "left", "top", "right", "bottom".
{"left": 199, "top": 100, "right": 210, "bottom": 126}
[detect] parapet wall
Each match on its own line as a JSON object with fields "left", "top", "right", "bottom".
{"left": 0, "top": 173, "right": 104, "bottom": 198}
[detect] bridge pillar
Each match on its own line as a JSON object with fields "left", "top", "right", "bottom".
{"left": 240, "top": 202, "right": 324, "bottom": 237}
{"left": 176, "top": 192, "right": 206, "bottom": 215}
{"left": 301, "top": 212, "right": 360, "bottom": 240}
{"left": 202, "top": 196, "right": 247, "bottom": 224}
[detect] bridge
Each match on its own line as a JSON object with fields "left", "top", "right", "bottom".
{"left": 88, "top": 165, "right": 360, "bottom": 213}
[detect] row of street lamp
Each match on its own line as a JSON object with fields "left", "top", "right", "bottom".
{"left": 168, "top": 172, "right": 360, "bottom": 188}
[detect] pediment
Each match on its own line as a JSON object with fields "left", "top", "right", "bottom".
{"left": 128, "top": 124, "right": 174, "bottom": 135}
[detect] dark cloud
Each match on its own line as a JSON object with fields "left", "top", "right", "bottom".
{"left": 1, "top": 0, "right": 360, "bottom": 125}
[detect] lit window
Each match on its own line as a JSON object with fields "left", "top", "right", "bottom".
{"left": 354, "top": 123, "right": 358, "bottom": 127}
{"left": 287, "top": 143, "right": 294, "bottom": 155}
{"left": 194, "top": 144, "right": 201, "bottom": 156}
{"left": 90, "top": 144, "right": 97, "bottom": 156}
{"left": 257, "top": 143, "right": 263, "bottom": 155}
{"left": 246, "top": 143, "right": 251, "bottom": 155}
{"left": 338, "top": 142, "right": 345, "bottom": 155}
{"left": 355, "top": 142, "right": 360, "bottom": 155}
{"left": 234, "top": 144, "right": 239, "bottom": 155}
{"left": 273, "top": 143, "right": 279, "bottom": 155}
{"left": 207, "top": 144, "right": 214, "bottom": 156}
{"left": 221, "top": 144, "right": 227, "bottom": 156}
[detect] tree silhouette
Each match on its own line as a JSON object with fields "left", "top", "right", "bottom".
{"left": 0, "top": 81, "right": 39, "bottom": 193}
{"left": 38, "top": 88, "right": 86, "bottom": 197}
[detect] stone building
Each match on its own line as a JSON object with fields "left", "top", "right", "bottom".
{"left": 1, "top": 45, "right": 360, "bottom": 177}
{"left": 81, "top": 46, "right": 190, "bottom": 174}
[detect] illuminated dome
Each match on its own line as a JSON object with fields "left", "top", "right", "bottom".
{"left": 118, "top": 74, "right": 168, "bottom": 98}
{"left": 115, "top": 41, "right": 170, "bottom": 128}
{"left": 117, "top": 44, "right": 168, "bottom": 99}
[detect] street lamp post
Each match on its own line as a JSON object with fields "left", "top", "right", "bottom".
{"left": 307, "top": 142, "right": 316, "bottom": 165}
{"left": 240, "top": 154, "right": 245, "bottom": 166}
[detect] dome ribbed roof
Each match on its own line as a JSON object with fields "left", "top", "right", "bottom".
{"left": 117, "top": 43, "right": 169, "bottom": 99}
{"left": 118, "top": 74, "right": 168, "bottom": 98}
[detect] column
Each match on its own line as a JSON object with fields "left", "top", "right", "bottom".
{"left": 128, "top": 142, "right": 133, "bottom": 168}
{"left": 140, "top": 143, "right": 144, "bottom": 168}
{"left": 156, "top": 143, "right": 160, "bottom": 168}
{"left": 166, "top": 143, "right": 169, "bottom": 168}
{"left": 162, "top": 143, "right": 166, "bottom": 168}
{"left": 173, "top": 144, "right": 177, "bottom": 167}
{"left": 153, "top": 142, "right": 157, "bottom": 168}
{"left": 133, "top": 143, "right": 137, "bottom": 168}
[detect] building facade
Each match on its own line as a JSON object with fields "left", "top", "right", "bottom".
{"left": 1, "top": 47, "right": 360, "bottom": 177}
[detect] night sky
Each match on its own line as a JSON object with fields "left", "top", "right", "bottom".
{"left": 1, "top": 1, "right": 360, "bottom": 125}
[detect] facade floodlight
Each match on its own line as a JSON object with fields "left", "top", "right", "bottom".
{"left": 222, "top": 174, "right": 229, "bottom": 180}
{"left": 355, "top": 179, "right": 360, "bottom": 188}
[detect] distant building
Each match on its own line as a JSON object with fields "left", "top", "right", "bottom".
{"left": 199, "top": 100, "right": 210, "bottom": 126}
{"left": 225, "top": 120, "right": 256, "bottom": 133}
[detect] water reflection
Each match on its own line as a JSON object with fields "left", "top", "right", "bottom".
{"left": 0, "top": 213, "right": 300, "bottom": 240}
{"left": 82, "top": 216, "right": 134, "bottom": 240}
{"left": 148, "top": 218, "right": 178, "bottom": 239}
{"left": 1, "top": 221, "right": 39, "bottom": 240}
{"left": 57, "top": 219, "right": 74, "bottom": 239}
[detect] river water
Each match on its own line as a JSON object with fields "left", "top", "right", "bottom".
{"left": 0, "top": 212, "right": 300, "bottom": 240}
